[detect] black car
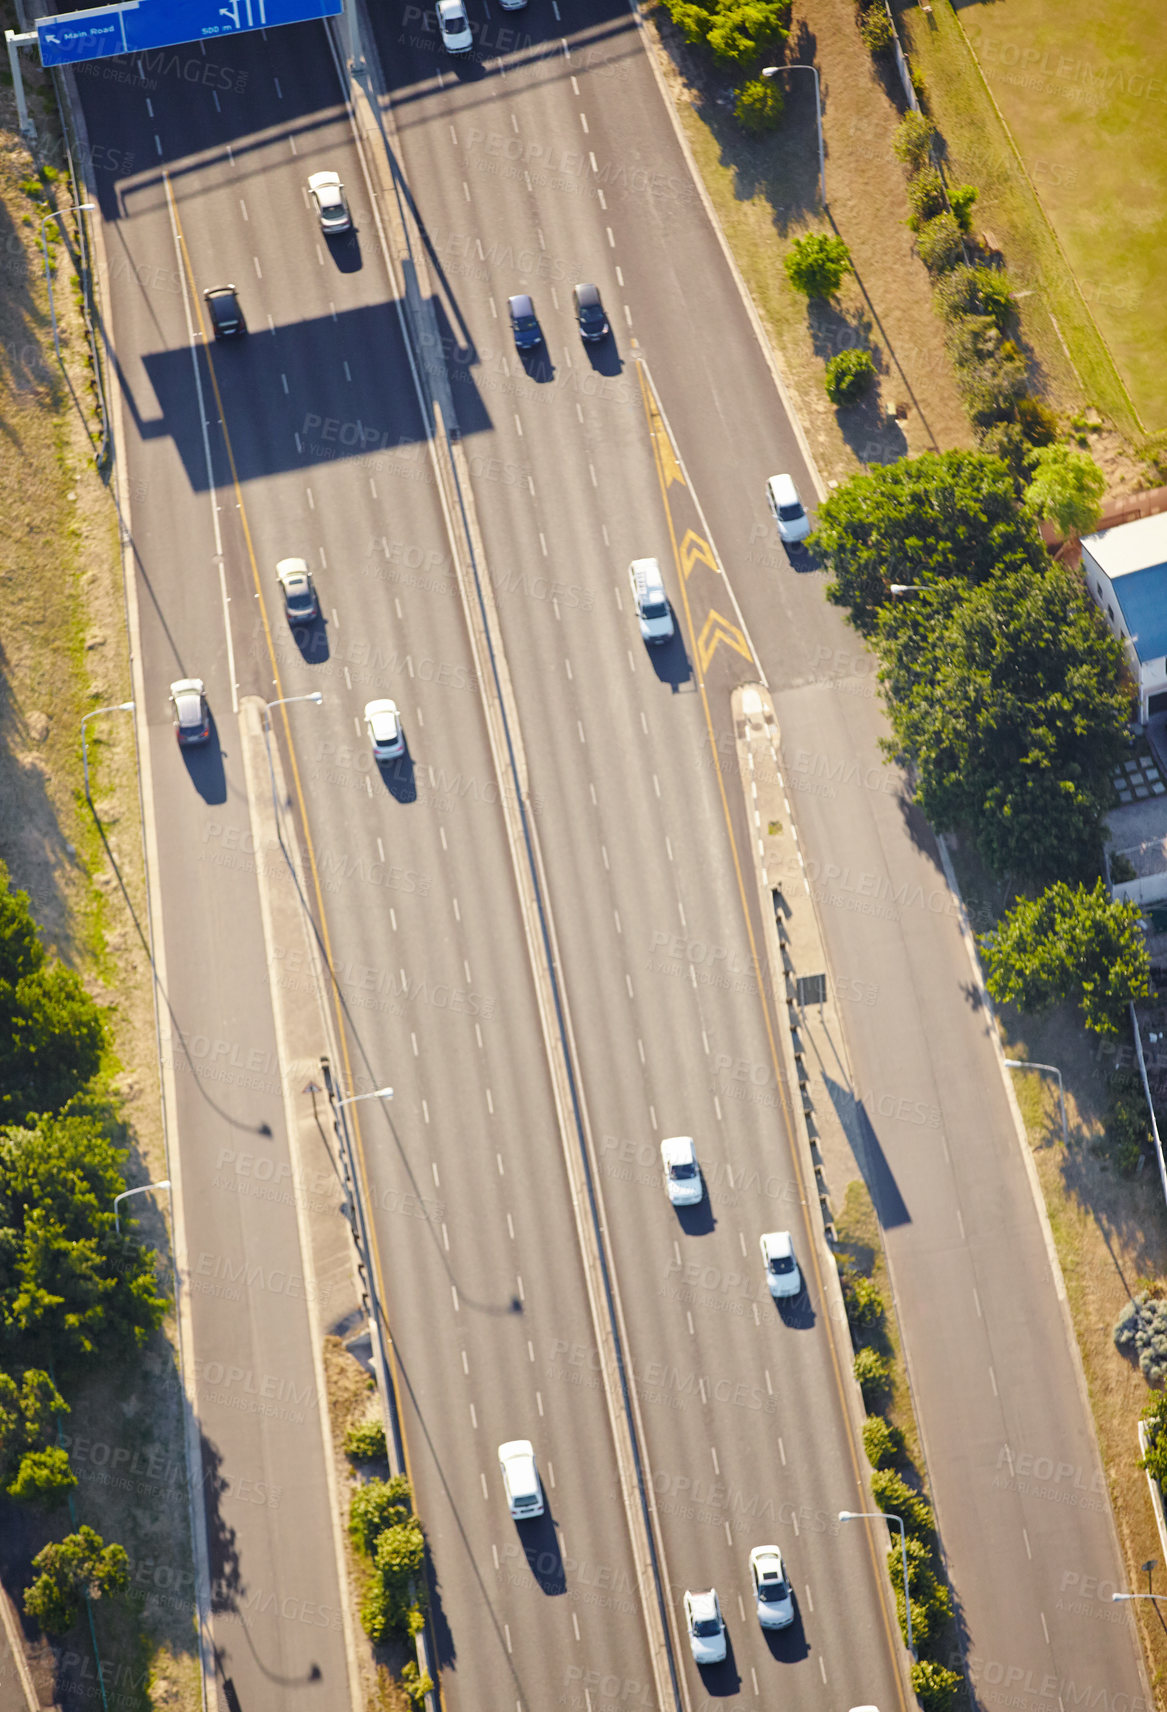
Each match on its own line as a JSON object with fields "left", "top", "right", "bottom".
{"left": 507, "top": 293, "right": 542, "bottom": 350}
{"left": 572, "top": 281, "right": 608, "bottom": 342}
{"left": 204, "top": 285, "right": 244, "bottom": 339}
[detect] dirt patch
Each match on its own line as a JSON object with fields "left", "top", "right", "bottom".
{"left": 0, "top": 46, "right": 197, "bottom": 1712}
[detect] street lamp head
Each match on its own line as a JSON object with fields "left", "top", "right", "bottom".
{"left": 119, "top": 700, "right": 135, "bottom": 711}
{"left": 761, "top": 65, "right": 779, "bottom": 76}
{"left": 371, "top": 1085, "right": 394, "bottom": 1100}
{"left": 838, "top": 1510, "right": 858, "bottom": 1521}
{"left": 308, "top": 691, "right": 323, "bottom": 704}
{"left": 889, "top": 584, "right": 920, "bottom": 595}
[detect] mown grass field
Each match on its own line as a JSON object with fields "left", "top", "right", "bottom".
{"left": 906, "top": 0, "right": 1167, "bottom": 434}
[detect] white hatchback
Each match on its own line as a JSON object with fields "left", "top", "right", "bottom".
{"left": 364, "top": 699, "right": 404, "bottom": 760}
{"left": 766, "top": 473, "right": 810, "bottom": 544}
{"left": 498, "top": 1440, "right": 544, "bottom": 1519}
{"left": 760, "top": 1230, "right": 802, "bottom": 1298}
{"left": 307, "top": 170, "right": 351, "bottom": 234}
{"left": 661, "top": 1136, "right": 704, "bottom": 1207}
{"left": 436, "top": 0, "right": 473, "bottom": 51}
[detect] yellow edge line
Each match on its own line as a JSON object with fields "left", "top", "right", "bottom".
{"left": 167, "top": 182, "right": 420, "bottom": 1515}
{"left": 635, "top": 358, "right": 910, "bottom": 1710}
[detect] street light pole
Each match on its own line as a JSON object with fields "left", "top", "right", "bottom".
{"left": 840, "top": 1509, "right": 915, "bottom": 1658}
{"left": 114, "top": 1179, "right": 171, "bottom": 1236}
{"left": 82, "top": 701, "right": 135, "bottom": 806}
{"left": 1113, "top": 1591, "right": 1167, "bottom": 1605}
{"left": 337, "top": 1086, "right": 395, "bottom": 1111}
{"left": 761, "top": 65, "right": 825, "bottom": 207}
{"left": 260, "top": 690, "right": 323, "bottom": 822}
{"left": 41, "top": 203, "right": 96, "bottom": 366}
{"left": 1003, "top": 1059, "right": 1068, "bottom": 1148}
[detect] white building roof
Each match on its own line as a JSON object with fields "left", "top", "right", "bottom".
{"left": 1082, "top": 513, "right": 1167, "bottom": 664}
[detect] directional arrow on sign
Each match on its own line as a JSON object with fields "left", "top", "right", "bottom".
{"left": 697, "top": 610, "right": 754, "bottom": 674}
{"left": 679, "top": 529, "right": 719, "bottom": 581}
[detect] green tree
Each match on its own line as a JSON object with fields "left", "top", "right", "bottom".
{"left": 0, "top": 1116, "right": 167, "bottom": 1371}
{"left": 1025, "top": 443, "right": 1106, "bottom": 539}
{"left": 933, "top": 265, "right": 1015, "bottom": 331}
{"left": 0, "top": 866, "right": 105, "bottom": 1125}
{"left": 980, "top": 882, "right": 1150, "bottom": 1035}
{"left": 0, "top": 1368, "right": 69, "bottom": 1485}
{"left": 949, "top": 183, "right": 978, "bottom": 232}
{"left": 815, "top": 448, "right": 1047, "bottom": 633}
{"left": 877, "top": 567, "right": 1130, "bottom": 882}
{"left": 862, "top": 1415, "right": 904, "bottom": 1469}
{"left": 734, "top": 76, "right": 784, "bottom": 135}
{"left": 24, "top": 1525, "right": 129, "bottom": 1635}
{"left": 825, "top": 348, "right": 876, "bottom": 405}
{"left": 784, "top": 232, "right": 851, "bottom": 299}
{"left": 345, "top": 1419, "right": 388, "bottom": 1464}
{"left": 853, "top": 1346, "right": 892, "bottom": 1407}
{"left": 660, "top": 0, "right": 790, "bottom": 63}
{"left": 8, "top": 1446, "right": 77, "bottom": 1507}
{"left": 870, "top": 1467, "right": 935, "bottom": 1541}
{"left": 360, "top": 1515, "right": 427, "bottom": 1643}
{"left": 916, "top": 212, "right": 965, "bottom": 274}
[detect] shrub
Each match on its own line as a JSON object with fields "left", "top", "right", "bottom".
{"left": 912, "top": 1660, "right": 963, "bottom": 1712}
{"left": 840, "top": 1262, "right": 885, "bottom": 1331}
{"left": 1115, "top": 1292, "right": 1167, "bottom": 1385}
{"left": 825, "top": 348, "right": 876, "bottom": 405}
{"left": 735, "top": 76, "right": 785, "bottom": 134}
{"left": 915, "top": 213, "right": 965, "bottom": 274}
{"left": 976, "top": 420, "right": 1030, "bottom": 482}
{"left": 7, "top": 1447, "right": 76, "bottom": 1507}
{"left": 934, "top": 264, "right": 1016, "bottom": 330}
{"left": 947, "top": 319, "right": 1027, "bottom": 426}
{"left": 893, "top": 110, "right": 936, "bottom": 171}
{"left": 854, "top": 1346, "right": 892, "bottom": 1406}
{"left": 785, "top": 232, "right": 852, "bottom": 298}
{"left": 345, "top": 1419, "right": 388, "bottom": 1463}
{"left": 350, "top": 1474, "right": 412, "bottom": 1555}
{"left": 1016, "top": 395, "right": 1058, "bottom": 446}
{"left": 887, "top": 1535, "right": 951, "bottom": 1650}
{"left": 401, "top": 1662, "right": 434, "bottom": 1707}
{"left": 859, "top": 4, "right": 893, "bottom": 52}
{"left": 870, "top": 1467, "right": 935, "bottom": 1540}
{"left": 949, "top": 183, "right": 978, "bottom": 232}
{"left": 862, "top": 1415, "right": 905, "bottom": 1469}
{"left": 906, "top": 167, "right": 946, "bottom": 230}
{"left": 1142, "top": 1389, "right": 1167, "bottom": 1486}
{"left": 1102, "top": 1068, "right": 1151, "bottom": 1176}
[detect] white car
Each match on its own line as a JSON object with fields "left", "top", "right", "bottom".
{"left": 275, "top": 557, "right": 318, "bottom": 621}
{"left": 436, "top": 0, "right": 473, "bottom": 52}
{"left": 749, "top": 1545, "right": 794, "bottom": 1628}
{"left": 498, "top": 1440, "right": 544, "bottom": 1519}
{"left": 760, "top": 1230, "right": 802, "bottom": 1299}
{"left": 683, "top": 1588, "right": 726, "bottom": 1664}
{"left": 364, "top": 699, "right": 404, "bottom": 761}
{"left": 766, "top": 473, "right": 811, "bottom": 545}
{"left": 661, "top": 1136, "right": 704, "bottom": 1207}
{"left": 308, "top": 170, "right": 351, "bottom": 234}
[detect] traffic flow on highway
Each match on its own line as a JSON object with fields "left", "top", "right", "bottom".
{"left": 68, "top": 1, "right": 1151, "bottom": 1711}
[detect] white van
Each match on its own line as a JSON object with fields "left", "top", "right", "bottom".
{"left": 629, "top": 558, "right": 674, "bottom": 645}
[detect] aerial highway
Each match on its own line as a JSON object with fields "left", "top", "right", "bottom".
{"left": 71, "top": 0, "right": 1150, "bottom": 1709}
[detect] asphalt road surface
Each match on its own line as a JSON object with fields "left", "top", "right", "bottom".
{"left": 74, "top": 3, "right": 1150, "bottom": 1712}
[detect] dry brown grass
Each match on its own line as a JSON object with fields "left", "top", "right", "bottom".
{"left": 646, "top": 0, "right": 972, "bottom": 481}
{"left": 0, "top": 51, "right": 198, "bottom": 1712}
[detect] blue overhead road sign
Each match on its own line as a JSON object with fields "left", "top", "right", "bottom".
{"left": 36, "top": 0, "right": 341, "bottom": 66}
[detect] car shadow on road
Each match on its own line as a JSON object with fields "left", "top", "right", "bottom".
{"left": 774, "top": 1287, "right": 816, "bottom": 1330}
{"left": 515, "top": 1512, "right": 567, "bottom": 1595}
{"left": 696, "top": 1632, "right": 742, "bottom": 1697}
{"left": 181, "top": 722, "right": 228, "bottom": 804}
{"left": 329, "top": 233, "right": 363, "bottom": 274}
{"left": 762, "top": 1603, "right": 810, "bottom": 1661}
{"left": 675, "top": 1198, "right": 715, "bottom": 1237}
{"left": 288, "top": 618, "right": 331, "bottom": 664}
{"left": 647, "top": 628, "right": 693, "bottom": 692}
{"left": 520, "top": 347, "right": 556, "bottom": 384}
{"left": 583, "top": 337, "right": 624, "bottom": 377}
{"left": 377, "top": 747, "right": 418, "bottom": 803}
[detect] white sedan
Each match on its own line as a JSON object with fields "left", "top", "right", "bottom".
{"left": 436, "top": 0, "right": 473, "bottom": 52}
{"left": 308, "top": 170, "right": 351, "bottom": 234}
{"left": 683, "top": 1588, "right": 726, "bottom": 1664}
{"left": 661, "top": 1136, "right": 704, "bottom": 1206}
{"left": 749, "top": 1545, "right": 794, "bottom": 1628}
{"left": 364, "top": 699, "right": 404, "bottom": 761}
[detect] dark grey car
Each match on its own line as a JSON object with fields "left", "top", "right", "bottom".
{"left": 572, "top": 281, "right": 609, "bottom": 342}
{"left": 204, "top": 285, "right": 244, "bottom": 338}
{"left": 507, "top": 293, "right": 542, "bottom": 350}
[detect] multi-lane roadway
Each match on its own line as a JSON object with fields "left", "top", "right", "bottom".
{"left": 73, "top": 4, "right": 1150, "bottom": 1712}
